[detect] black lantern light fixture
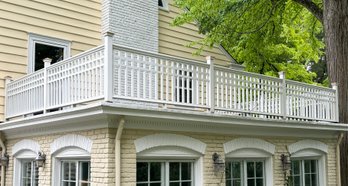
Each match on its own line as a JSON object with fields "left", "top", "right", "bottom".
{"left": 0, "top": 153, "right": 9, "bottom": 167}
{"left": 212, "top": 153, "right": 225, "bottom": 172}
{"left": 35, "top": 151, "right": 46, "bottom": 168}
{"left": 281, "top": 154, "right": 291, "bottom": 171}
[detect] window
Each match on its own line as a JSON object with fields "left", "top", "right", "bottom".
{"left": 226, "top": 160, "right": 265, "bottom": 186}
{"left": 61, "top": 160, "right": 91, "bottom": 186}
{"left": 21, "top": 160, "right": 39, "bottom": 186}
{"left": 291, "top": 159, "right": 318, "bottom": 186}
{"left": 288, "top": 140, "right": 328, "bottom": 186}
{"left": 175, "top": 70, "right": 193, "bottom": 104}
{"left": 134, "top": 134, "right": 206, "bottom": 186}
{"left": 28, "top": 34, "right": 70, "bottom": 73}
{"left": 137, "top": 161, "right": 193, "bottom": 186}
{"left": 51, "top": 134, "right": 93, "bottom": 186}
{"left": 158, "top": 0, "right": 168, "bottom": 10}
{"left": 223, "top": 138, "right": 275, "bottom": 186}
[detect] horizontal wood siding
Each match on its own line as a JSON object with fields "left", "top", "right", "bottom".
{"left": 159, "top": 1, "right": 232, "bottom": 66}
{"left": 0, "top": 0, "right": 102, "bottom": 121}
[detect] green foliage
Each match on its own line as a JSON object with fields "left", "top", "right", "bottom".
{"left": 173, "top": 0, "right": 325, "bottom": 85}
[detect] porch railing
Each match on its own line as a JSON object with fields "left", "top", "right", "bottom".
{"left": 4, "top": 34, "right": 339, "bottom": 122}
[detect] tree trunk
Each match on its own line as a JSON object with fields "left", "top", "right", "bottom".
{"left": 323, "top": 0, "right": 348, "bottom": 185}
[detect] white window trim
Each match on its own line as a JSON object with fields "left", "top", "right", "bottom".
{"left": 135, "top": 134, "right": 206, "bottom": 186}
{"left": 12, "top": 139, "right": 41, "bottom": 186}
{"left": 28, "top": 33, "right": 71, "bottom": 73}
{"left": 224, "top": 138, "right": 275, "bottom": 186}
{"left": 288, "top": 140, "right": 328, "bottom": 186}
{"left": 159, "top": 0, "right": 169, "bottom": 11}
{"left": 51, "top": 134, "right": 92, "bottom": 186}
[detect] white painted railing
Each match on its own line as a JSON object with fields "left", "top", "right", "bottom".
{"left": 5, "top": 46, "right": 104, "bottom": 118}
{"left": 4, "top": 34, "right": 339, "bottom": 122}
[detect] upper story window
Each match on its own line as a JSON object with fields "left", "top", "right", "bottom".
{"left": 158, "top": 0, "right": 169, "bottom": 10}
{"left": 28, "top": 33, "right": 70, "bottom": 73}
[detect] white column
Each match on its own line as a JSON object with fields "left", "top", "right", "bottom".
{"left": 104, "top": 32, "right": 114, "bottom": 102}
{"left": 207, "top": 56, "right": 215, "bottom": 113}
{"left": 43, "top": 58, "right": 52, "bottom": 113}
{"left": 279, "top": 71, "right": 287, "bottom": 119}
{"left": 4, "top": 76, "right": 13, "bottom": 120}
{"left": 332, "top": 82, "right": 339, "bottom": 122}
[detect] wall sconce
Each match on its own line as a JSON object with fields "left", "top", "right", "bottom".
{"left": 212, "top": 153, "right": 225, "bottom": 172}
{"left": 35, "top": 151, "right": 46, "bottom": 168}
{"left": 281, "top": 154, "right": 291, "bottom": 171}
{"left": 0, "top": 153, "right": 9, "bottom": 167}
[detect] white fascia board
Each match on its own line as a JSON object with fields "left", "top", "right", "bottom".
{"left": 1, "top": 102, "right": 347, "bottom": 139}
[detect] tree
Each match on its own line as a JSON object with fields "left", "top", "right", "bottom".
{"left": 173, "top": 0, "right": 348, "bottom": 185}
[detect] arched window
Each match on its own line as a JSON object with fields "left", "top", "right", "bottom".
{"left": 288, "top": 140, "right": 328, "bottom": 186}
{"left": 223, "top": 138, "right": 275, "bottom": 186}
{"left": 12, "top": 139, "right": 42, "bottom": 186}
{"left": 134, "top": 133, "right": 206, "bottom": 185}
{"left": 51, "top": 134, "right": 93, "bottom": 186}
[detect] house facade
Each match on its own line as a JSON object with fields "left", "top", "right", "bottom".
{"left": 0, "top": 0, "right": 346, "bottom": 186}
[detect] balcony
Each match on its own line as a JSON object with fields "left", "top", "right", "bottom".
{"left": 4, "top": 35, "right": 339, "bottom": 123}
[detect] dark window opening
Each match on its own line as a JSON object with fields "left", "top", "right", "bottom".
{"left": 158, "top": 0, "right": 164, "bottom": 7}
{"left": 34, "top": 43, "right": 64, "bottom": 71}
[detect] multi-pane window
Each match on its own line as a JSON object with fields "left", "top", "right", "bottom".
{"left": 175, "top": 70, "right": 193, "bottom": 104}
{"left": 21, "top": 160, "right": 39, "bottom": 186}
{"left": 226, "top": 160, "right": 265, "bottom": 186}
{"left": 136, "top": 161, "right": 193, "bottom": 186}
{"left": 61, "top": 160, "right": 91, "bottom": 186}
{"left": 291, "top": 160, "right": 318, "bottom": 186}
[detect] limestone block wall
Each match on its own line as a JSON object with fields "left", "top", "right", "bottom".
{"left": 120, "top": 129, "right": 338, "bottom": 186}
{"left": 5, "top": 128, "right": 115, "bottom": 186}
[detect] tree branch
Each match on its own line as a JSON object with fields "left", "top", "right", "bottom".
{"left": 292, "top": 0, "right": 323, "bottom": 23}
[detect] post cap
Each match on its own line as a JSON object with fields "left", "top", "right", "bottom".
{"left": 206, "top": 56, "right": 214, "bottom": 65}
{"left": 278, "top": 71, "right": 286, "bottom": 79}
{"left": 4, "top": 76, "right": 13, "bottom": 84}
{"left": 331, "top": 82, "right": 337, "bottom": 89}
{"left": 103, "top": 32, "right": 115, "bottom": 37}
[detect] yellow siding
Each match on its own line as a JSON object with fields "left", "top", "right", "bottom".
{"left": 159, "top": 0, "right": 232, "bottom": 66}
{"left": 0, "top": 0, "right": 102, "bottom": 121}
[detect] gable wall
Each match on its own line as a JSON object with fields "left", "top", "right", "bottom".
{"left": 159, "top": 0, "right": 233, "bottom": 66}
{"left": 0, "top": 0, "right": 103, "bottom": 121}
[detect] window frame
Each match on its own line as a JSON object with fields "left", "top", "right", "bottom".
{"left": 18, "top": 159, "right": 39, "bottom": 186}
{"left": 136, "top": 159, "right": 194, "bottom": 186}
{"left": 60, "top": 159, "right": 91, "bottom": 186}
{"left": 158, "top": 0, "right": 169, "bottom": 11}
{"left": 28, "top": 33, "right": 71, "bottom": 73}
{"left": 290, "top": 158, "right": 319, "bottom": 186}
{"left": 225, "top": 158, "right": 266, "bottom": 186}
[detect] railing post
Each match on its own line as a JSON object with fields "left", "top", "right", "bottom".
{"left": 206, "top": 56, "right": 215, "bottom": 113}
{"left": 104, "top": 32, "right": 114, "bottom": 102}
{"left": 332, "top": 82, "right": 339, "bottom": 122}
{"left": 279, "top": 71, "right": 287, "bottom": 119}
{"left": 4, "top": 76, "right": 13, "bottom": 121}
{"left": 43, "top": 58, "right": 52, "bottom": 114}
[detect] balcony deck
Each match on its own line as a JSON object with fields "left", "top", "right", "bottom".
{"left": 4, "top": 42, "right": 339, "bottom": 123}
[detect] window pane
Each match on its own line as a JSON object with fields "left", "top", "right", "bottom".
{"left": 311, "top": 174, "right": 318, "bottom": 186}
{"left": 136, "top": 162, "right": 148, "bottom": 182}
{"left": 137, "top": 184, "right": 147, "bottom": 186}
{"left": 170, "top": 162, "right": 180, "bottom": 181}
{"left": 247, "top": 162, "right": 255, "bottom": 177}
{"left": 70, "top": 162, "right": 76, "bottom": 181}
{"left": 310, "top": 160, "right": 317, "bottom": 173}
{"left": 293, "top": 175, "right": 301, "bottom": 186}
{"left": 181, "top": 162, "right": 191, "bottom": 180}
{"left": 232, "top": 162, "right": 241, "bottom": 179}
{"left": 247, "top": 179, "right": 255, "bottom": 186}
{"left": 181, "top": 182, "right": 191, "bottom": 186}
{"left": 34, "top": 43, "right": 64, "bottom": 71}
{"left": 256, "top": 178, "right": 263, "bottom": 186}
{"left": 150, "top": 162, "right": 161, "bottom": 181}
{"left": 233, "top": 180, "right": 241, "bottom": 186}
{"left": 226, "top": 180, "right": 231, "bottom": 186}
{"left": 255, "top": 162, "right": 263, "bottom": 177}
{"left": 226, "top": 162, "right": 231, "bottom": 179}
{"left": 63, "top": 162, "right": 70, "bottom": 180}
{"left": 305, "top": 174, "right": 311, "bottom": 186}
{"left": 150, "top": 183, "right": 161, "bottom": 186}
{"left": 291, "top": 161, "right": 300, "bottom": 175}
{"left": 158, "top": 0, "right": 163, "bottom": 7}
{"left": 304, "top": 160, "right": 310, "bottom": 173}
{"left": 170, "top": 183, "right": 179, "bottom": 186}
{"left": 80, "top": 161, "right": 90, "bottom": 182}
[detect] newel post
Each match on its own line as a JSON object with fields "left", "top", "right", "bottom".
{"left": 279, "top": 71, "right": 287, "bottom": 119}
{"left": 332, "top": 82, "right": 339, "bottom": 122}
{"left": 4, "top": 76, "right": 13, "bottom": 120}
{"left": 104, "top": 32, "right": 114, "bottom": 102}
{"left": 207, "top": 56, "right": 215, "bottom": 113}
{"left": 43, "top": 58, "right": 52, "bottom": 114}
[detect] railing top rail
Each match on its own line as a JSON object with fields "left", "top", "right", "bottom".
{"left": 285, "top": 79, "right": 335, "bottom": 92}
{"left": 47, "top": 45, "right": 104, "bottom": 70}
{"left": 7, "top": 69, "right": 45, "bottom": 87}
{"left": 113, "top": 44, "right": 209, "bottom": 68}
{"left": 215, "top": 66, "right": 283, "bottom": 82}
